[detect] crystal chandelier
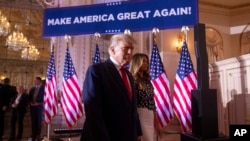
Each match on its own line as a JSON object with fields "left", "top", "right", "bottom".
{"left": 6, "top": 24, "right": 29, "bottom": 51}
{"left": 0, "top": 11, "right": 10, "bottom": 36}
{"left": 21, "top": 44, "right": 40, "bottom": 60}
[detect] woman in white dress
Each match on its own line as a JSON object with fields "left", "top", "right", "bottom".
{"left": 129, "top": 53, "right": 161, "bottom": 141}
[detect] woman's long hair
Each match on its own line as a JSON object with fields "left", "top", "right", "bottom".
{"left": 129, "top": 53, "right": 151, "bottom": 90}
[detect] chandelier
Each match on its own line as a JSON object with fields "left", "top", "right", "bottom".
{"left": 0, "top": 11, "right": 10, "bottom": 36}
{"left": 21, "top": 44, "right": 40, "bottom": 60}
{"left": 6, "top": 24, "right": 29, "bottom": 51}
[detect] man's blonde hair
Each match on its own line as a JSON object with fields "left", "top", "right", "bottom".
{"left": 108, "top": 34, "right": 136, "bottom": 55}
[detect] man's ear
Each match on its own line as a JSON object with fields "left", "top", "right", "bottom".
{"left": 109, "top": 46, "right": 115, "bottom": 55}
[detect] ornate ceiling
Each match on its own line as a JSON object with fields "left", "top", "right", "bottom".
{"left": 0, "top": 0, "right": 49, "bottom": 61}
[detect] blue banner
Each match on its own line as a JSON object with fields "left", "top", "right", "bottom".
{"left": 43, "top": 0, "right": 198, "bottom": 37}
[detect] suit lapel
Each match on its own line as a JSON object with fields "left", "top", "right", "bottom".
{"left": 105, "top": 59, "right": 132, "bottom": 102}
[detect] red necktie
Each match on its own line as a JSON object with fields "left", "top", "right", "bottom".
{"left": 120, "top": 67, "right": 132, "bottom": 101}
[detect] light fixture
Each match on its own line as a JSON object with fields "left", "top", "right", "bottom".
{"left": 0, "top": 10, "right": 10, "bottom": 36}
{"left": 6, "top": 24, "right": 29, "bottom": 51}
{"left": 175, "top": 33, "right": 183, "bottom": 53}
{"left": 21, "top": 44, "right": 40, "bottom": 60}
{"left": 0, "top": 76, "right": 6, "bottom": 80}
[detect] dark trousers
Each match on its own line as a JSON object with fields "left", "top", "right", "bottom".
{"left": 30, "top": 105, "right": 43, "bottom": 141}
{"left": 10, "top": 109, "right": 26, "bottom": 139}
{"left": 0, "top": 110, "right": 5, "bottom": 139}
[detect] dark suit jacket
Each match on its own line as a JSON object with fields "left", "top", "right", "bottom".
{"left": 11, "top": 93, "right": 29, "bottom": 114}
{"left": 0, "top": 84, "right": 17, "bottom": 109}
{"left": 81, "top": 59, "right": 142, "bottom": 141}
{"left": 28, "top": 85, "right": 45, "bottom": 104}
{"left": 0, "top": 84, "right": 8, "bottom": 109}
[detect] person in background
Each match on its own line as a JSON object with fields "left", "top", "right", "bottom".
{"left": 41, "top": 79, "right": 46, "bottom": 86}
{"left": 2, "top": 78, "right": 17, "bottom": 100}
{"left": 81, "top": 34, "right": 142, "bottom": 141}
{"left": 0, "top": 82, "right": 6, "bottom": 141}
{"left": 0, "top": 78, "right": 17, "bottom": 141}
{"left": 28, "top": 77, "right": 44, "bottom": 141}
{"left": 8, "top": 86, "right": 29, "bottom": 141}
{"left": 129, "top": 53, "right": 161, "bottom": 141}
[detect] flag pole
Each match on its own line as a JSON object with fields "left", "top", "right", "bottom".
{"left": 152, "top": 27, "right": 160, "bottom": 141}
{"left": 47, "top": 39, "right": 55, "bottom": 140}
{"left": 64, "top": 35, "right": 73, "bottom": 141}
{"left": 68, "top": 128, "right": 72, "bottom": 141}
{"left": 47, "top": 124, "right": 51, "bottom": 140}
{"left": 43, "top": 38, "right": 56, "bottom": 141}
{"left": 42, "top": 124, "right": 51, "bottom": 141}
{"left": 65, "top": 35, "right": 70, "bottom": 141}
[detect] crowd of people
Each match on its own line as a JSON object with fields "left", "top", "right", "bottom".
{"left": 1, "top": 34, "right": 161, "bottom": 141}
{"left": 0, "top": 78, "right": 16, "bottom": 141}
{"left": 0, "top": 77, "right": 44, "bottom": 141}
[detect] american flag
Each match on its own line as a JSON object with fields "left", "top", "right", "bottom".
{"left": 61, "top": 48, "right": 84, "bottom": 128}
{"left": 173, "top": 41, "right": 197, "bottom": 132}
{"left": 150, "top": 44, "right": 174, "bottom": 127}
{"left": 44, "top": 51, "right": 58, "bottom": 124}
{"left": 93, "top": 44, "right": 101, "bottom": 64}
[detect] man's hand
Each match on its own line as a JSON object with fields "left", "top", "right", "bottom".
{"left": 12, "top": 103, "right": 17, "bottom": 108}
{"left": 2, "top": 106, "right": 7, "bottom": 111}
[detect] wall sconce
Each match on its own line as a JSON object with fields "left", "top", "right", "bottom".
{"left": 1, "top": 75, "right": 6, "bottom": 80}
{"left": 175, "top": 33, "right": 183, "bottom": 53}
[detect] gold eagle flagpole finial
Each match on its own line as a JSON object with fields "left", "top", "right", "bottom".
{"left": 64, "top": 35, "right": 71, "bottom": 48}
{"left": 50, "top": 37, "right": 56, "bottom": 52}
{"left": 152, "top": 27, "right": 159, "bottom": 44}
{"left": 124, "top": 29, "right": 131, "bottom": 35}
{"left": 181, "top": 25, "right": 189, "bottom": 41}
{"left": 94, "top": 32, "right": 101, "bottom": 45}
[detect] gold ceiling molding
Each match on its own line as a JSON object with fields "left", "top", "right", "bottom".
{"left": 199, "top": 1, "right": 250, "bottom": 9}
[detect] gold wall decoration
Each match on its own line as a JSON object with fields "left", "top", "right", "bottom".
{"left": 240, "top": 23, "right": 250, "bottom": 55}
{"left": 205, "top": 26, "right": 224, "bottom": 64}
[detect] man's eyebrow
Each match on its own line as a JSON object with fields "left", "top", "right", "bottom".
{"left": 124, "top": 46, "right": 134, "bottom": 49}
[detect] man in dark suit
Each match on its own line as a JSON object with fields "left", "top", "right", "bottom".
{"left": 8, "top": 86, "right": 29, "bottom": 141}
{"left": 0, "top": 83, "right": 7, "bottom": 141}
{"left": 0, "top": 78, "right": 17, "bottom": 141}
{"left": 28, "top": 77, "right": 44, "bottom": 141}
{"left": 81, "top": 34, "right": 142, "bottom": 141}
